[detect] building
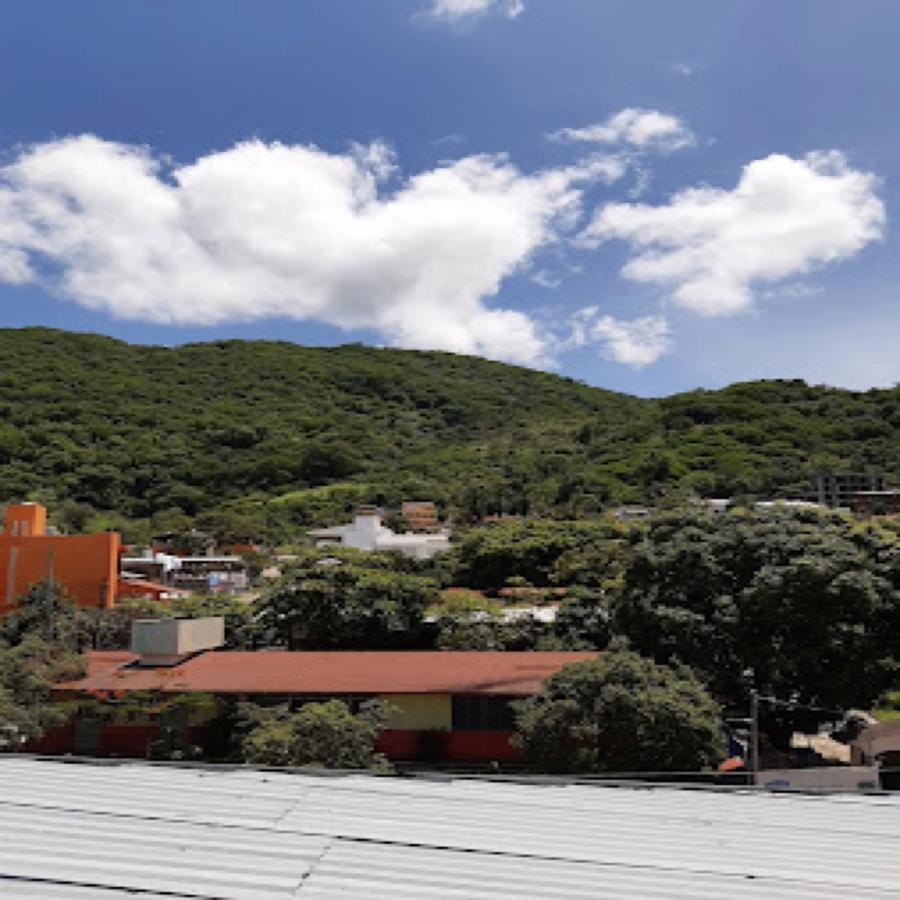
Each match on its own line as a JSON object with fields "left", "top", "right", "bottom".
{"left": 814, "top": 472, "right": 885, "bottom": 508}
{"left": 120, "top": 552, "right": 249, "bottom": 594}
{"left": 308, "top": 507, "right": 451, "bottom": 560}
{"left": 52, "top": 618, "right": 593, "bottom": 762}
{"left": 401, "top": 500, "right": 441, "bottom": 532}
{"left": 2, "top": 756, "right": 900, "bottom": 897}
{"left": 848, "top": 490, "right": 900, "bottom": 517}
{"left": 0, "top": 502, "right": 119, "bottom": 614}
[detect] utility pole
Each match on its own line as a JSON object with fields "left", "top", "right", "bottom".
{"left": 749, "top": 689, "right": 760, "bottom": 787}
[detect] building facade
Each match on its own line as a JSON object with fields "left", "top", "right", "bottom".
{"left": 814, "top": 472, "right": 886, "bottom": 508}
{"left": 0, "top": 502, "right": 119, "bottom": 614}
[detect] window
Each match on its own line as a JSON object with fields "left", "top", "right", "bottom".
{"left": 451, "top": 696, "right": 517, "bottom": 731}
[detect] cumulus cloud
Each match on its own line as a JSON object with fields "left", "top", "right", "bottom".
{"left": 552, "top": 108, "right": 694, "bottom": 152}
{"left": 571, "top": 308, "right": 670, "bottom": 366}
{"left": 0, "top": 135, "right": 625, "bottom": 365}
{"left": 429, "top": 0, "right": 523, "bottom": 22}
{"left": 580, "top": 151, "right": 885, "bottom": 315}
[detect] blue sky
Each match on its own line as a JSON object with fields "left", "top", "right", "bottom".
{"left": 1, "top": 0, "right": 898, "bottom": 396}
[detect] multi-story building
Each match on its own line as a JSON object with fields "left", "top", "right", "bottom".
{"left": 0, "top": 502, "right": 119, "bottom": 614}
{"left": 813, "top": 473, "right": 886, "bottom": 508}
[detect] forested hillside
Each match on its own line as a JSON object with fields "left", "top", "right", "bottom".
{"left": 1, "top": 327, "right": 898, "bottom": 543}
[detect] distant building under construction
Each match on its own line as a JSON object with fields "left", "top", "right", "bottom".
{"left": 813, "top": 472, "right": 885, "bottom": 508}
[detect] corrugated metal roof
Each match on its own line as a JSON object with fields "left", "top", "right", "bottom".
{"left": 62, "top": 650, "right": 596, "bottom": 696}
{"left": 1, "top": 757, "right": 899, "bottom": 898}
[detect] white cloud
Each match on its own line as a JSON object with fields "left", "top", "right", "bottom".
{"left": 0, "top": 135, "right": 622, "bottom": 365}
{"left": 586, "top": 313, "right": 671, "bottom": 367}
{"left": 671, "top": 62, "right": 697, "bottom": 79}
{"left": 429, "top": 0, "right": 523, "bottom": 22}
{"left": 530, "top": 269, "right": 561, "bottom": 289}
{"left": 580, "top": 151, "right": 885, "bottom": 315}
{"left": 552, "top": 108, "right": 694, "bottom": 152}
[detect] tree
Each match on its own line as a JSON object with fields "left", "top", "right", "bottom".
{"left": 1, "top": 579, "right": 80, "bottom": 650}
{"left": 0, "top": 637, "right": 84, "bottom": 750}
{"left": 449, "top": 519, "right": 628, "bottom": 591}
{"left": 514, "top": 650, "right": 724, "bottom": 774}
{"left": 552, "top": 587, "right": 611, "bottom": 650}
{"left": 256, "top": 550, "right": 436, "bottom": 649}
{"left": 168, "top": 595, "right": 263, "bottom": 649}
{"left": 240, "top": 699, "right": 388, "bottom": 769}
{"left": 614, "top": 507, "right": 900, "bottom": 722}
{"left": 147, "top": 694, "right": 220, "bottom": 761}
{"left": 0, "top": 580, "right": 90, "bottom": 750}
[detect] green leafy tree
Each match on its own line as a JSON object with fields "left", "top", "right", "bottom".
{"left": 241, "top": 699, "right": 388, "bottom": 769}
{"left": 553, "top": 587, "right": 611, "bottom": 650}
{"left": 0, "top": 637, "right": 84, "bottom": 750}
{"left": 256, "top": 550, "right": 436, "bottom": 648}
{"left": 1, "top": 580, "right": 79, "bottom": 650}
{"left": 147, "top": 693, "right": 220, "bottom": 761}
{"left": 514, "top": 650, "right": 724, "bottom": 773}
{"left": 614, "top": 507, "right": 900, "bottom": 719}
{"left": 450, "top": 520, "right": 627, "bottom": 590}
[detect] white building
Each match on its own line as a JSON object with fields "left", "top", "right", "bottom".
{"left": 308, "top": 509, "right": 451, "bottom": 560}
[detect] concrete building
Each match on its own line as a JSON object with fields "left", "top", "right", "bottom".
{"left": 3, "top": 756, "right": 900, "bottom": 897}
{"left": 308, "top": 508, "right": 451, "bottom": 560}
{"left": 814, "top": 472, "right": 885, "bottom": 508}
{"left": 0, "top": 502, "right": 119, "bottom": 614}
{"left": 848, "top": 490, "right": 900, "bottom": 517}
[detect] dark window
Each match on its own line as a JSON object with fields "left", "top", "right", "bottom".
{"left": 451, "top": 695, "right": 516, "bottom": 731}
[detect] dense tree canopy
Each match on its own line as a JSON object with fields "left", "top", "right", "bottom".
{"left": 449, "top": 519, "right": 627, "bottom": 590}
{"left": 256, "top": 548, "right": 437, "bottom": 649}
{"left": 0, "top": 637, "right": 84, "bottom": 750}
{"left": 514, "top": 650, "right": 725, "bottom": 773}
{"left": 0, "top": 582, "right": 86, "bottom": 750}
{"left": 614, "top": 508, "right": 900, "bottom": 714}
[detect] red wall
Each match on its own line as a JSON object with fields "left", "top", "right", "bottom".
{"left": 31, "top": 725, "right": 520, "bottom": 762}
{"left": 377, "top": 729, "right": 520, "bottom": 762}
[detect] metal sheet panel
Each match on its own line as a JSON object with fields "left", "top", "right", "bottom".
{"left": 1, "top": 758, "right": 899, "bottom": 899}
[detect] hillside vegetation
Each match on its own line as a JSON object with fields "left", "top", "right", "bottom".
{"left": 1, "top": 327, "right": 898, "bottom": 543}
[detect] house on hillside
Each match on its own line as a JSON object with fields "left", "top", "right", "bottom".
{"left": 400, "top": 501, "right": 441, "bottom": 532}
{"left": 121, "top": 552, "right": 249, "bottom": 595}
{"left": 48, "top": 617, "right": 593, "bottom": 762}
{"left": 308, "top": 507, "right": 451, "bottom": 560}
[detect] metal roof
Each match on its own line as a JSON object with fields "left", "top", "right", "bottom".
{"left": 2, "top": 756, "right": 900, "bottom": 898}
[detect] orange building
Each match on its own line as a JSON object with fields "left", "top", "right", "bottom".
{"left": 0, "top": 502, "right": 119, "bottom": 615}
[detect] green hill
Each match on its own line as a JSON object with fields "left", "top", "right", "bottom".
{"left": 0, "top": 327, "right": 897, "bottom": 543}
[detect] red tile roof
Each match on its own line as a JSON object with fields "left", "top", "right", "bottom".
{"left": 62, "top": 650, "right": 597, "bottom": 696}
{"left": 84, "top": 650, "right": 139, "bottom": 676}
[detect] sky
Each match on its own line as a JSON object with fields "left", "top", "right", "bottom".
{"left": 1, "top": 0, "right": 899, "bottom": 397}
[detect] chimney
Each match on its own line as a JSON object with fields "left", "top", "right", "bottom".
{"left": 131, "top": 617, "right": 225, "bottom": 666}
